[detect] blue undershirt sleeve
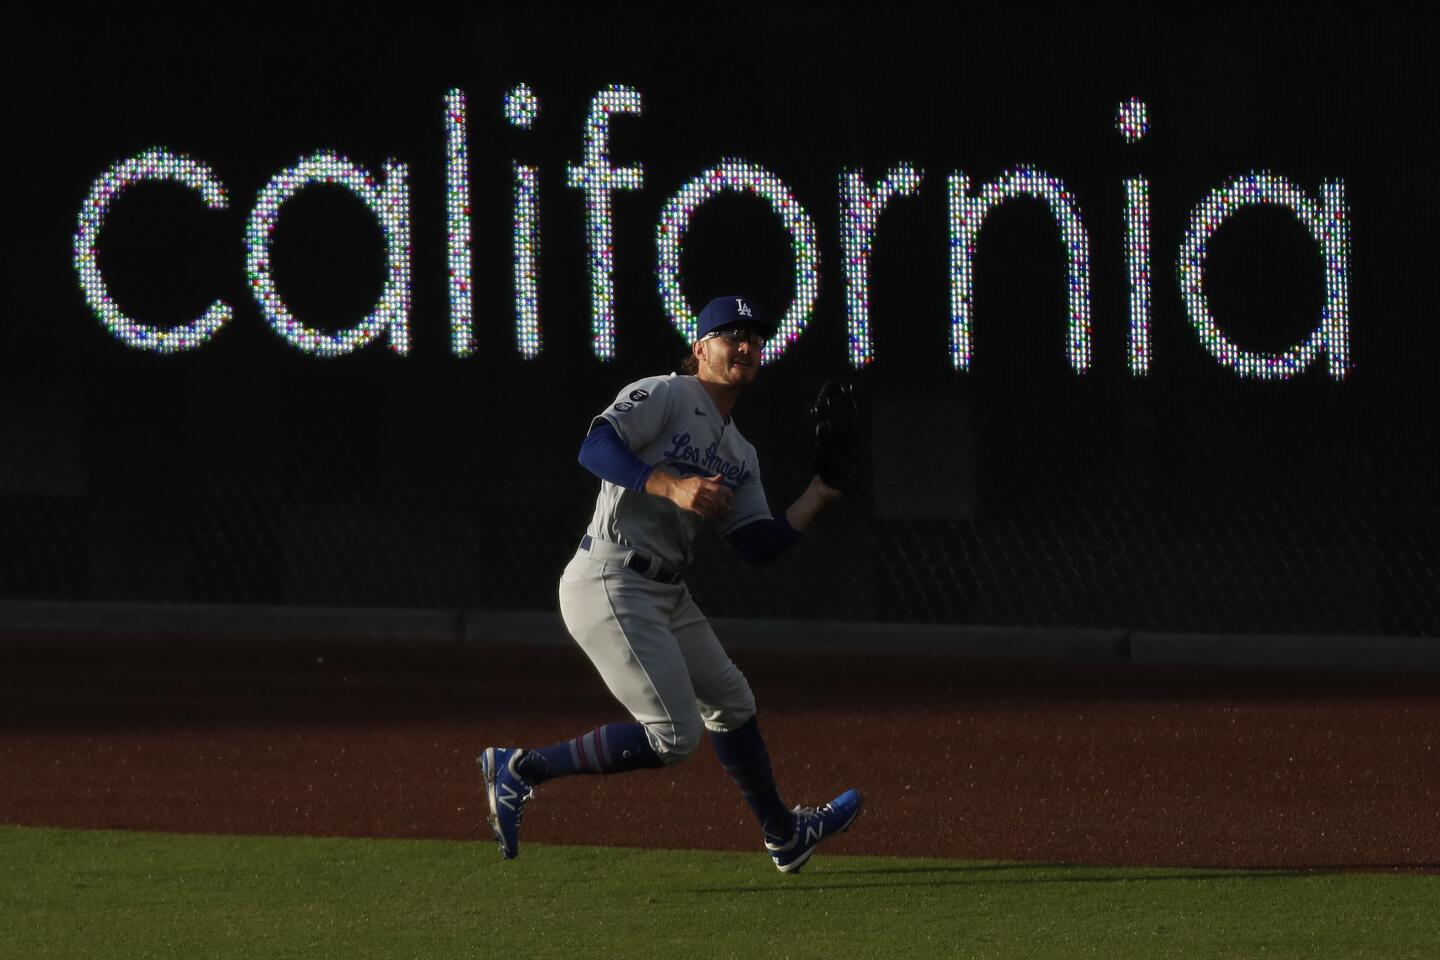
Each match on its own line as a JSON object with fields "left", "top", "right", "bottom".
{"left": 578, "top": 420, "right": 654, "bottom": 493}
{"left": 726, "top": 517, "right": 800, "bottom": 566}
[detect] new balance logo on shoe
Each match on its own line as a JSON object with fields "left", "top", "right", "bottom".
{"left": 482, "top": 746, "right": 533, "bottom": 860}
{"left": 767, "top": 789, "right": 862, "bottom": 874}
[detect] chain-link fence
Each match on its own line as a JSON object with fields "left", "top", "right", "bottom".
{"left": 3, "top": 367, "right": 1435, "bottom": 638}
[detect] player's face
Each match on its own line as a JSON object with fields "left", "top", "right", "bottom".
{"left": 695, "top": 326, "right": 765, "bottom": 387}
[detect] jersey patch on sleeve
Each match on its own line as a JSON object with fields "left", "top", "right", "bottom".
{"left": 629, "top": 388, "right": 650, "bottom": 402}
{"left": 613, "top": 401, "right": 634, "bottom": 413}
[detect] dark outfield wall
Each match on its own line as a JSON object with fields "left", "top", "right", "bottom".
{"left": 1, "top": 13, "right": 1435, "bottom": 635}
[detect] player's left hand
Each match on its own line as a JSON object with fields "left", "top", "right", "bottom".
{"left": 809, "top": 380, "right": 863, "bottom": 493}
{"left": 809, "top": 474, "right": 844, "bottom": 502}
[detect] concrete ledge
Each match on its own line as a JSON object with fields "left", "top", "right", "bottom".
{"left": 457, "top": 611, "right": 1130, "bottom": 661}
{"left": 0, "top": 600, "right": 461, "bottom": 643}
{"left": 2, "top": 601, "right": 1436, "bottom": 672}
{"left": 1131, "top": 631, "right": 1440, "bottom": 671}
{"left": 704, "top": 618, "right": 1131, "bottom": 661}
{"left": 460, "top": 609, "right": 570, "bottom": 646}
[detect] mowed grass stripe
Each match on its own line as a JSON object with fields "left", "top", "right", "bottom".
{"left": 2, "top": 826, "right": 1434, "bottom": 960}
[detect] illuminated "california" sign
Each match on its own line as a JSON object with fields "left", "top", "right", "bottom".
{"left": 74, "top": 87, "right": 1349, "bottom": 380}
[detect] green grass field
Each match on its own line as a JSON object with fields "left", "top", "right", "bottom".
{"left": 2, "top": 826, "right": 1434, "bottom": 960}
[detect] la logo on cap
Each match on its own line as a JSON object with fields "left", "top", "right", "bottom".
{"left": 735, "top": 298, "right": 753, "bottom": 318}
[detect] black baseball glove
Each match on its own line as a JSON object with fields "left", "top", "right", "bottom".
{"left": 808, "top": 380, "right": 863, "bottom": 493}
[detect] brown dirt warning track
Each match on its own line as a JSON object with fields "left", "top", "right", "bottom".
{"left": 1, "top": 634, "right": 1437, "bottom": 871}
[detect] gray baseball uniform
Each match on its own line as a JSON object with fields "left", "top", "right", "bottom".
{"left": 482, "top": 296, "right": 862, "bottom": 870}
{"left": 558, "top": 373, "right": 770, "bottom": 761}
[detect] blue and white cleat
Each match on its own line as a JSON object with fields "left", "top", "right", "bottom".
{"left": 765, "top": 788, "right": 863, "bottom": 873}
{"left": 480, "top": 747, "right": 534, "bottom": 859}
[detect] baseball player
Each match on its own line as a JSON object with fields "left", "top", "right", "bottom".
{"left": 481, "top": 295, "right": 861, "bottom": 873}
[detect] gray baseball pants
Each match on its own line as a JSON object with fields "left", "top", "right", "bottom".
{"left": 558, "top": 546, "right": 757, "bottom": 763}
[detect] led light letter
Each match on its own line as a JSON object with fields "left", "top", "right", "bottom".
{"left": 74, "top": 148, "right": 231, "bottom": 352}
{"left": 1177, "top": 173, "right": 1350, "bottom": 379}
{"left": 1117, "top": 98, "right": 1153, "bottom": 374}
{"left": 839, "top": 165, "right": 922, "bottom": 367}
{"left": 947, "top": 166, "right": 1093, "bottom": 372}
{"left": 1124, "top": 178, "right": 1153, "bottom": 375}
{"left": 1116, "top": 97, "right": 1149, "bottom": 145}
{"left": 445, "top": 89, "right": 474, "bottom": 357}
{"left": 656, "top": 159, "right": 820, "bottom": 364}
{"left": 567, "top": 86, "right": 643, "bottom": 359}
{"left": 245, "top": 152, "right": 412, "bottom": 357}
{"left": 507, "top": 84, "right": 541, "bottom": 359}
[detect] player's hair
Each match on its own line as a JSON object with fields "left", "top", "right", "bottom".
{"left": 680, "top": 351, "right": 699, "bottom": 375}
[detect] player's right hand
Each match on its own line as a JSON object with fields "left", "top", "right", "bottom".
{"left": 666, "top": 473, "right": 732, "bottom": 518}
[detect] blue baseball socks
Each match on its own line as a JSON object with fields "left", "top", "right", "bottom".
{"left": 513, "top": 717, "right": 796, "bottom": 844}
{"left": 515, "top": 723, "right": 663, "bottom": 784}
{"left": 710, "top": 716, "right": 795, "bottom": 843}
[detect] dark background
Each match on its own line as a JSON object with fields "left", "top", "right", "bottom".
{"left": 2, "top": 11, "right": 1434, "bottom": 635}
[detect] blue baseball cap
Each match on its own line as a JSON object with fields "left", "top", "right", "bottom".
{"left": 695, "top": 296, "right": 774, "bottom": 341}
